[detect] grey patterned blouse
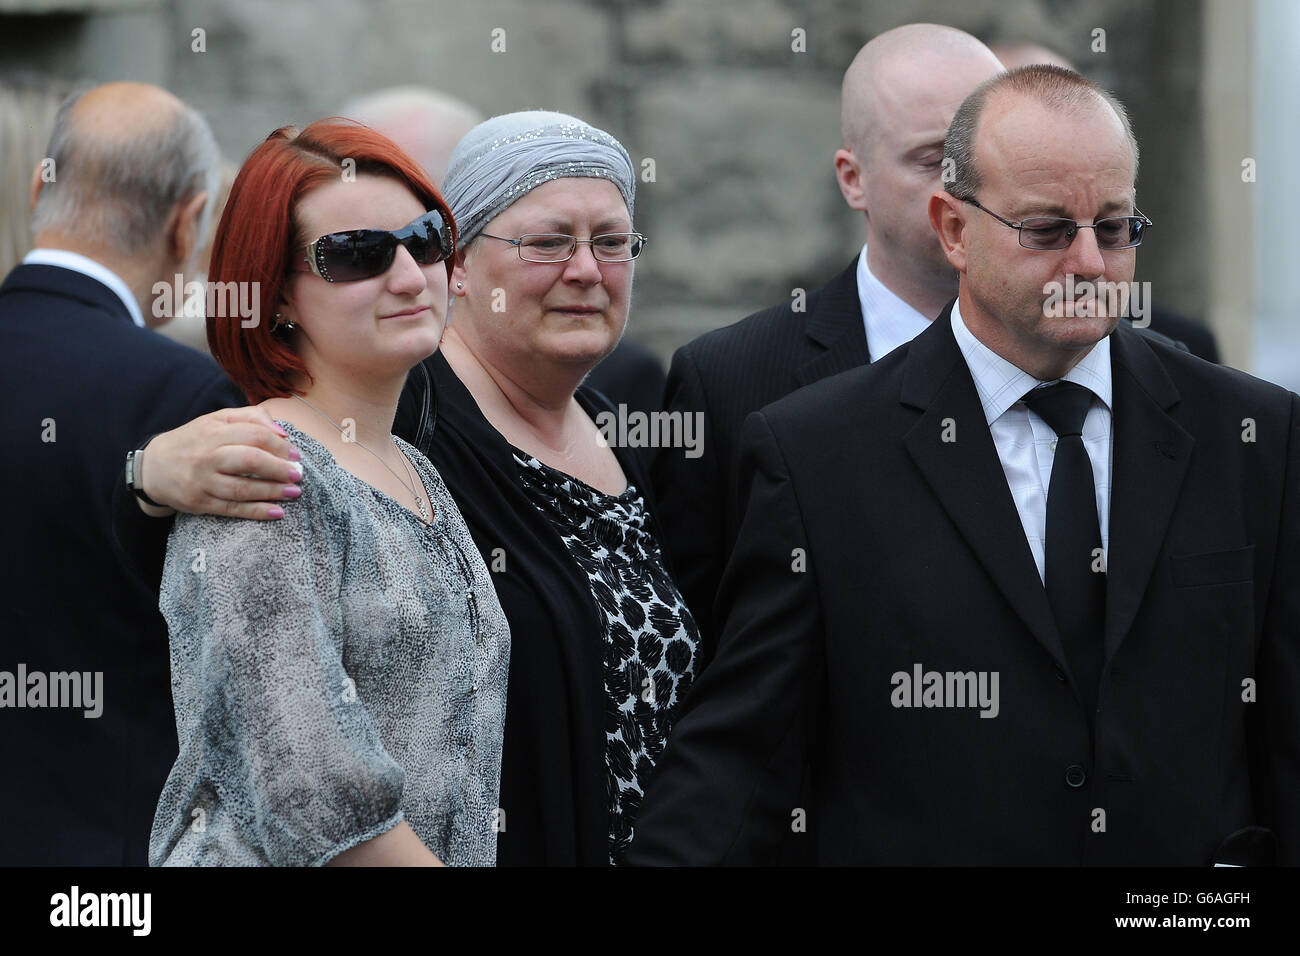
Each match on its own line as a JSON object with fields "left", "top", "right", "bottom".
{"left": 149, "top": 421, "right": 509, "bottom": 867}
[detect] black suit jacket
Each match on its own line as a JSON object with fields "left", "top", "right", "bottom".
{"left": 652, "top": 259, "right": 868, "bottom": 658}
{"left": 0, "top": 264, "right": 243, "bottom": 865}
{"left": 629, "top": 307, "right": 1299, "bottom": 865}
{"left": 583, "top": 338, "right": 667, "bottom": 420}
{"left": 583, "top": 338, "right": 667, "bottom": 475}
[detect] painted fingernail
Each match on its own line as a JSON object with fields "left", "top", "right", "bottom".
{"left": 288, "top": 446, "right": 302, "bottom": 462}
{"left": 289, "top": 464, "right": 303, "bottom": 481}
{"left": 267, "top": 506, "right": 285, "bottom": 519}
{"left": 274, "top": 424, "right": 289, "bottom": 438}
{"left": 282, "top": 485, "right": 302, "bottom": 499}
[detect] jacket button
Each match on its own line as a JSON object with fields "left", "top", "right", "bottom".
{"left": 1055, "top": 668, "right": 1067, "bottom": 681}
{"left": 1065, "top": 764, "right": 1087, "bottom": 788}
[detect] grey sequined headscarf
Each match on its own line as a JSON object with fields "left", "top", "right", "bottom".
{"left": 441, "top": 110, "right": 636, "bottom": 252}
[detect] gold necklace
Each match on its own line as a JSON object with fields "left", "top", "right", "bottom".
{"left": 290, "top": 394, "right": 431, "bottom": 523}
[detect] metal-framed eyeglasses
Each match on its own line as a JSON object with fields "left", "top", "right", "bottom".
{"left": 962, "top": 198, "right": 1152, "bottom": 251}
{"left": 478, "top": 232, "right": 647, "bottom": 263}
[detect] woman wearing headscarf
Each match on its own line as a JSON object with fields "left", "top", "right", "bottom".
{"left": 121, "top": 111, "right": 701, "bottom": 866}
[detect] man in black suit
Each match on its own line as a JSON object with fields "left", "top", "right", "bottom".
{"left": 629, "top": 67, "right": 1298, "bottom": 865}
{"left": 0, "top": 82, "right": 253, "bottom": 864}
{"left": 653, "top": 25, "right": 1005, "bottom": 654}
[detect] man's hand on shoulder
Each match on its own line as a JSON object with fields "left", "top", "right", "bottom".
{"left": 140, "top": 406, "right": 303, "bottom": 520}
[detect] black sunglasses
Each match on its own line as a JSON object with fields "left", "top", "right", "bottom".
{"left": 299, "top": 210, "right": 452, "bottom": 282}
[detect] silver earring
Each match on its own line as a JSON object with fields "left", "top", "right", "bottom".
{"left": 272, "top": 312, "right": 295, "bottom": 332}
{"left": 456, "top": 282, "right": 463, "bottom": 289}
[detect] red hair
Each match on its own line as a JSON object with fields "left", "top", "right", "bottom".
{"left": 207, "top": 119, "right": 457, "bottom": 403}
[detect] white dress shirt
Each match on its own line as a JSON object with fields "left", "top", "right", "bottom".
{"left": 950, "top": 300, "right": 1113, "bottom": 585}
{"left": 855, "top": 243, "right": 932, "bottom": 362}
{"left": 23, "top": 248, "right": 146, "bottom": 328}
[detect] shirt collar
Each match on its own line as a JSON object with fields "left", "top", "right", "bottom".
{"left": 950, "top": 297, "right": 1113, "bottom": 426}
{"left": 22, "top": 248, "right": 146, "bottom": 328}
{"left": 855, "top": 242, "right": 932, "bottom": 362}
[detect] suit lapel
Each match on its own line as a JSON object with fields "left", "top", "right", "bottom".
{"left": 1103, "top": 325, "right": 1194, "bottom": 661}
{"left": 794, "top": 260, "right": 870, "bottom": 387}
{"left": 901, "top": 309, "right": 1071, "bottom": 675}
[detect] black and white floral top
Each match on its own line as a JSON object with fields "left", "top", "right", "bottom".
{"left": 513, "top": 451, "right": 700, "bottom": 865}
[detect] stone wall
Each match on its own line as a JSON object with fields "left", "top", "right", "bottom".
{"left": 1, "top": 0, "right": 1213, "bottom": 363}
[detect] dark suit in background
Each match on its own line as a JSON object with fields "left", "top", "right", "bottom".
{"left": 629, "top": 313, "right": 1299, "bottom": 865}
{"left": 0, "top": 265, "right": 243, "bottom": 864}
{"left": 584, "top": 338, "right": 666, "bottom": 421}
{"left": 652, "top": 259, "right": 867, "bottom": 658}
{"left": 585, "top": 338, "right": 667, "bottom": 476}
{"left": 1149, "top": 304, "right": 1220, "bottom": 364}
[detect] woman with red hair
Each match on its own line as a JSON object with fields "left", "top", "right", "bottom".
{"left": 147, "top": 121, "right": 509, "bottom": 867}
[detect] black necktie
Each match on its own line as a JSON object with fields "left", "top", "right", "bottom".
{"left": 1022, "top": 381, "right": 1105, "bottom": 721}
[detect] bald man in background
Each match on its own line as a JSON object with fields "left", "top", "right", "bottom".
{"left": 652, "top": 24, "right": 1005, "bottom": 656}
{"left": 0, "top": 82, "right": 245, "bottom": 864}
{"left": 340, "top": 85, "right": 483, "bottom": 184}
{"left": 988, "top": 41, "right": 1076, "bottom": 71}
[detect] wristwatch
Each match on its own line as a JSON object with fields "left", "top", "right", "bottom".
{"left": 125, "top": 436, "right": 163, "bottom": 507}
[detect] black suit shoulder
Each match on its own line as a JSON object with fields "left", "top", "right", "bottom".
{"left": 1120, "top": 323, "right": 1290, "bottom": 419}
{"left": 678, "top": 295, "right": 805, "bottom": 369}
{"left": 753, "top": 329, "right": 913, "bottom": 441}
{"left": 1, "top": 266, "right": 243, "bottom": 421}
{"left": 672, "top": 278, "right": 843, "bottom": 394}
{"left": 665, "top": 297, "right": 813, "bottom": 449}
{"left": 653, "top": 260, "right": 864, "bottom": 655}
{"left": 114, "top": 321, "right": 245, "bottom": 417}
{"left": 667, "top": 257, "right": 863, "bottom": 427}
{"left": 1148, "top": 305, "right": 1220, "bottom": 364}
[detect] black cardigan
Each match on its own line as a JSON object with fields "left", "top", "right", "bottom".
{"left": 395, "top": 351, "right": 670, "bottom": 866}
